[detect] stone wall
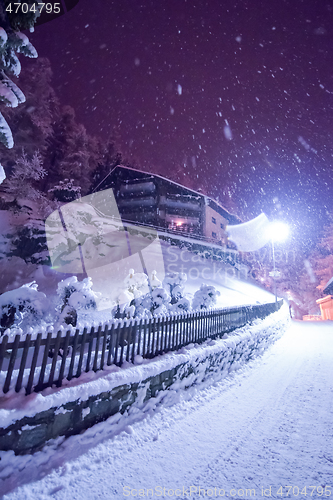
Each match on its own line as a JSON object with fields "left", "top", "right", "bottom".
{"left": 0, "top": 310, "right": 288, "bottom": 455}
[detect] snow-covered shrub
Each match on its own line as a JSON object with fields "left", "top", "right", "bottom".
{"left": 131, "top": 294, "right": 153, "bottom": 319}
{"left": 114, "top": 270, "right": 192, "bottom": 318}
{"left": 163, "top": 272, "right": 190, "bottom": 313}
{"left": 125, "top": 286, "right": 170, "bottom": 318}
{"left": 151, "top": 286, "right": 170, "bottom": 316}
{"left": 124, "top": 268, "right": 149, "bottom": 298}
{"left": 170, "top": 296, "right": 191, "bottom": 314}
{"left": 163, "top": 271, "right": 187, "bottom": 299}
{"left": 56, "top": 276, "right": 98, "bottom": 326}
{"left": 114, "top": 269, "right": 151, "bottom": 319}
{"left": 0, "top": 281, "right": 50, "bottom": 335}
{"left": 112, "top": 290, "right": 135, "bottom": 319}
{"left": 127, "top": 272, "right": 170, "bottom": 317}
{"left": 150, "top": 270, "right": 162, "bottom": 290}
{"left": 123, "top": 304, "right": 136, "bottom": 319}
{"left": 192, "top": 284, "right": 221, "bottom": 310}
{"left": 115, "top": 270, "right": 174, "bottom": 319}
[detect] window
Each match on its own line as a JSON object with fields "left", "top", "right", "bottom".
{"left": 212, "top": 232, "right": 217, "bottom": 238}
{"left": 220, "top": 223, "right": 224, "bottom": 229}
{"left": 212, "top": 217, "right": 216, "bottom": 224}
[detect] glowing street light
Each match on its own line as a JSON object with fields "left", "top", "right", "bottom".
{"left": 266, "top": 221, "right": 290, "bottom": 243}
{"left": 266, "top": 221, "right": 289, "bottom": 306}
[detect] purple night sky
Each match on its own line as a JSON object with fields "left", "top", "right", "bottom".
{"left": 29, "top": 0, "right": 333, "bottom": 250}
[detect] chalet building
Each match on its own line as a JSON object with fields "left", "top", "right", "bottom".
{"left": 94, "top": 165, "right": 240, "bottom": 245}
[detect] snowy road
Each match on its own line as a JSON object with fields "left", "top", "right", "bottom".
{"left": 2, "top": 320, "right": 333, "bottom": 499}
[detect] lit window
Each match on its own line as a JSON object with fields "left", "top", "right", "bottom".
{"left": 212, "top": 217, "right": 216, "bottom": 224}
{"left": 212, "top": 231, "right": 217, "bottom": 238}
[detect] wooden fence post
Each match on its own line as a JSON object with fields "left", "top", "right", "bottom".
{"left": 15, "top": 333, "right": 31, "bottom": 393}
{"left": 26, "top": 333, "right": 42, "bottom": 395}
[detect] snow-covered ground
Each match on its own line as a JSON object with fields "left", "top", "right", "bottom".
{"left": 86, "top": 237, "right": 274, "bottom": 314}
{"left": 161, "top": 241, "right": 273, "bottom": 309}
{"left": 1, "top": 319, "right": 332, "bottom": 499}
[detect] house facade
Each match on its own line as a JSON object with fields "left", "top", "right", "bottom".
{"left": 94, "top": 165, "right": 240, "bottom": 244}
{"left": 316, "top": 276, "right": 333, "bottom": 320}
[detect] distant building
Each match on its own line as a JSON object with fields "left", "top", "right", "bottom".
{"left": 93, "top": 165, "right": 240, "bottom": 245}
{"left": 323, "top": 276, "right": 333, "bottom": 295}
{"left": 316, "top": 276, "right": 333, "bottom": 320}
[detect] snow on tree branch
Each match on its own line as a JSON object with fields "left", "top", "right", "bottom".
{"left": 0, "top": 1, "right": 38, "bottom": 150}
{"left": 0, "top": 162, "right": 6, "bottom": 184}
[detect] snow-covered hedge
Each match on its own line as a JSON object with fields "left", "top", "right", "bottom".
{"left": 0, "top": 269, "right": 249, "bottom": 337}
{"left": 0, "top": 269, "right": 228, "bottom": 336}
{"left": 114, "top": 270, "right": 220, "bottom": 319}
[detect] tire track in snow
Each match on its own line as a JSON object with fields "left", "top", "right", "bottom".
{"left": 188, "top": 323, "right": 333, "bottom": 497}
{"left": 2, "top": 321, "right": 333, "bottom": 499}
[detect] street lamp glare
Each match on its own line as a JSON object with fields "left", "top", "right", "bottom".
{"left": 267, "top": 221, "right": 289, "bottom": 242}
{"left": 267, "top": 221, "right": 290, "bottom": 308}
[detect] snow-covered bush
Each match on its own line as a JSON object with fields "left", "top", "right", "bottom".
{"left": 131, "top": 294, "right": 153, "bottom": 319}
{"left": 127, "top": 286, "right": 170, "bottom": 318}
{"left": 113, "top": 269, "right": 151, "bottom": 319}
{"left": 163, "top": 271, "right": 187, "bottom": 298}
{"left": 151, "top": 286, "right": 170, "bottom": 316}
{"left": 192, "top": 284, "right": 221, "bottom": 310}
{"left": 56, "top": 276, "right": 98, "bottom": 326}
{"left": 170, "top": 296, "right": 191, "bottom": 314}
{"left": 0, "top": 281, "right": 50, "bottom": 334}
{"left": 150, "top": 270, "right": 162, "bottom": 290}
{"left": 163, "top": 272, "right": 190, "bottom": 313}
{"left": 115, "top": 270, "right": 223, "bottom": 318}
{"left": 114, "top": 270, "right": 171, "bottom": 319}
{"left": 124, "top": 268, "right": 150, "bottom": 298}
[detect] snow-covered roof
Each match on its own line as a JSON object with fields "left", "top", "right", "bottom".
{"left": 105, "top": 165, "right": 239, "bottom": 223}
{"left": 323, "top": 276, "right": 333, "bottom": 295}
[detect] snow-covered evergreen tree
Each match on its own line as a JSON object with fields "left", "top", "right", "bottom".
{"left": 0, "top": 57, "right": 58, "bottom": 190}
{"left": 44, "top": 106, "right": 99, "bottom": 196}
{"left": 5, "top": 149, "right": 46, "bottom": 202}
{"left": 90, "top": 135, "right": 123, "bottom": 191}
{"left": 0, "top": 150, "right": 52, "bottom": 268}
{"left": 0, "top": 1, "right": 38, "bottom": 150}
{"left": 281, "top": 218, "right": 333, "bottom": 318}
{"left": 0, "top": 162, "right": 5, "bottom": 184}
{"left": 289, "top": 260, "right": 321, "bottom": 318}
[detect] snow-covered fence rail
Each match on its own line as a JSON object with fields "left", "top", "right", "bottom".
{"left": 0, "top": 299, "right": 283, "bottom": 396}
